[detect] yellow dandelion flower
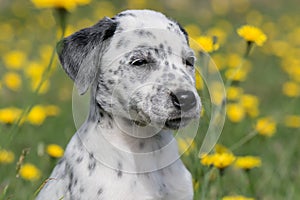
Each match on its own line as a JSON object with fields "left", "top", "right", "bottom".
{"left": 195, "top": 70, "right": 203, "bottom": 90}
{"left": 235, "top": 156, "right": 262, "bottom": 170}
{"left": 227, "top": 103, "right": 245, "bottom": 123}
{"left": 3, "top": 72, "right": 22, "bottom": 91}
{"left": 46, "top": 144, "right": 64, "bottom": 158}
{"left": 255, "top": 117, "right": 276, "bottom": 137}
{"left": 222, "top": 195, "right": 254, "bottom": 200}
{"left": 227, "top": 53, "right": 243, "bottom": 68}
{"left": 44, "top": 105, "right": 60, "bottom": 116}
{"left": 212, "top": 152, "right": 236, "bottom": 169}
{"left": 215, "top": 144, "right": 232, "bottom": 154}
{"left": 237, "top": 25, "right": 267, "bottom": 46}
{"left": 210, "top": 82, "right": 225, "bottom": 105}
{"left": 212, "top": 53, "right": 226, "bottom": 70}
{"left": 225, "top": 68, "right": 249, "bottom": 82}
{"left": 26, "top": 105, "right": 47, "bottom": 125}
{"left": 284, "top": 115, "right": 300, "bottom": 128}
{"left": 25, "top": 62, "right": 44, "bottom": 79}
{"left": 207, "top": 27, "right": 227, "bottom": 45}
{"left": 196, "top": 36, "right": 219, "bottom": 53}
{"left": 31, "top": 0, "right": 91, "bottom": 11}
{"left": 227, "top": 86, "right": 243, "bottom": 101}
{"left": 0, "top": 149, "right": 15, "bottom": 164}
{"left": 0, "top": 107, "right": 22, "bottom": 124}
{"left": 282, "top": 81, "right": 300, "bottom": 97}
{"left": 200, "top": 154, "right": 214, "bottom": 166}
{"left": 3, "top": 50, "right": 26, "bottom": 70}
{"left": 240, "top": 94, "right": 260, "bottom": 118}
{"left": 19, "top": 163, "right": 41, "bottom": 181}
{"left": 0, "top": 23, "right": 14, "bottom": 41}
{"left": 30, "top": 78, "right": 50, "bottom": 94}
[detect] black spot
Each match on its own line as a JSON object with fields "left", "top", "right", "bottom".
{"left": 76, "top": 157, "right": 83, "bottom": 163}
{"left": 79, "top": 187, "right": 85, "bottom": 193}
{"left": 175, "top": 21, "right": 189, "bottom": 45}
{"left": 154, "top": 48, "right": 159, "bottom": 56}
{"left": 97, "top": 188, "right": 103, "bottom": 196}
{"left": 107, "top": 113, "right": 113, "bottom": 120}
{"left": 57, "top": 157, "right": 65, "bottom": 165}
{"left": 102, "top": 20, "right": 118, "bottom": 41}
{"left": 116, "top": 39, "right": 129, "bottom": 49}
{"left": 117, "top": 161, "right": 123, "bottom": 178}
{"left": 68, "top": 182, "right": 72, "bottom": 192}
{"left": 167, "top": 46, "right": 172, "bottom": 55}
{"left": 99, "top": 79, "right": 110, "bottom": 91}
{"left": 139, "top": 141, "right": 145, "bottom": 149}
{"left": 108, "top": 79, "right": 115, "bottom": 85}
{"left": 117, "top": 12, "right": 136, "bottom": 18}
{"left": 182, "top": 57, "right": 186, "bottom": 65}
{"left": 74, "top": 178, "right": 78, "bottom": 186}
{"left": 135, "top": 30, "right": 156, "bottom": 38}
{"left": 68, "top": 170, "right": 74, "bottom": 192}
{"left": 172, "top": 64, "right": 177, "bottom": 70}
{"left": 100, "top": 112, "right": 104, "bottom": 117}
{"left": 88, "top": 153, "right": 97, "bottom": 175}
{"left": 165, "top": 61, "right": 169, "bottom": 66}
{"left": 108, "top": 120, "right": 113, "bottom": 129}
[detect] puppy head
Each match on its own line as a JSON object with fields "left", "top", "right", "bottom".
{"left": 57, "top": 10, "right": 201, "bottom": 130}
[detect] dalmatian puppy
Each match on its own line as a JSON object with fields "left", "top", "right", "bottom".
{"left": 36, "top": 9, "right": 201, "bottom": 200}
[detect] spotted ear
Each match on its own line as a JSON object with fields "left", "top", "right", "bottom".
{"left": 57, "top": 17, "right": 118, "bottom": 95}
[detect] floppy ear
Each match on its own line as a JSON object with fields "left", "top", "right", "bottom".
{"left": 56, "top": 17, "right": 118, "bottom": 95}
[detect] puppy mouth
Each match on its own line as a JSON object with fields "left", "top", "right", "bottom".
{"left": 131, "top": 116, "right": 191, "bottom": 130}
{"left": 164, "top": 117, "right": 191, "bottom": 130}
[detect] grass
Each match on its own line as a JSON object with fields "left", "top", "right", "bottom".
{"left": 1, "top": 0, "right": 300, "bottom": 199}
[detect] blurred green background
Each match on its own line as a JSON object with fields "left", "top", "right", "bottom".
{"left": 0, "top": 0, "right": 300, "bottom": 199}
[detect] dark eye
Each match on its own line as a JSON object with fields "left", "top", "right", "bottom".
{"left": 185, "top": 57, "right": 195, "bottom": 67}
{"left": 130, "top": 58, "right": 148, "bottom": 66}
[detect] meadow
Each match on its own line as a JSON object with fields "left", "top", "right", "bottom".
{"left": 0, "top": 0, "right": 300, "bottom": 199}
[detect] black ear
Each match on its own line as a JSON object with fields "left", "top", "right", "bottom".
{"left": 57, "top": 17, "right": 118, "bottom": 95}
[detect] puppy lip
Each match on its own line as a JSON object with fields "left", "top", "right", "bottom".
{"left": 164, "top": 117, "right": 191, "bottom": 129}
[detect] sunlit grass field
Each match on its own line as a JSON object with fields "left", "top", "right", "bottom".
{"left": 1, "top": 0, "right": 300, "bottom": 199}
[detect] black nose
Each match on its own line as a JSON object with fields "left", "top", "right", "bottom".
{"left": 170, "top": 90, "right": 197, "bottom": 111}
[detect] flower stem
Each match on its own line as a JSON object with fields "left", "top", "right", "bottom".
{"left": 246, "top": 170, "right": 255, "bottom": 196}
{"left": 245, "top": 41, "right": 254, "bottom": 58}
{"left": 6, "top": 8, "right": 68, "bottom": 146}
{"left": 229, "top": 130, "right": 258, "bottom": 151}
{"left": 201, "top": 167, "right": 214, "bottom": 200}
{"left": 55, "top": 8, "right": 68, "bottom": 38}
{"left": 218, "top": 169, "right": 225, "bottom": 199}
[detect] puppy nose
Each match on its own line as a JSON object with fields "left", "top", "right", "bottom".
{"left": 170, "top": 90, "right": 197, "bottom": 111}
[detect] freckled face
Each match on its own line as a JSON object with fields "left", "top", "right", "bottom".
{"left": 96, "top": 27, "right": 201, "bottom": 129}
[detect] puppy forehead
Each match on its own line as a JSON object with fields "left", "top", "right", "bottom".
{"left": 115, "top": 10, "right": 177, "bottom": 31}
{"left": 111, "top": 30, "right": 187, "bottom": 52}
{"left": 114, "top": 10, "right": 187, "bottom": 45}
{"left": 102, "top": 10, "right": 192, "bottom": 63}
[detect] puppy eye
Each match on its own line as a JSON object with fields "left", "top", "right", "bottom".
{"left": 130, "top": 58, "right": 148, "bottom": 66}
{"left": 185, "top": 57, "right": 195, "bottom": 67}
